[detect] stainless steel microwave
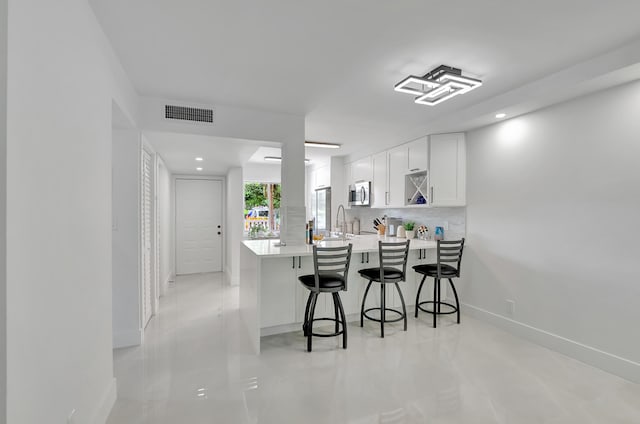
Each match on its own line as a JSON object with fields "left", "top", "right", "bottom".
{"left": 348, "top": 181, "right": 370, "bottom": 206}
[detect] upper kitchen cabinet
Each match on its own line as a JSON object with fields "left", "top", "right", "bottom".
{"left": 351, "top": 156, "right": 373, "bottom": 183}
{"left": 371, "top": 151, "right": 388, "bottom": 208}
{"left": 314, "top": 164, "right": 330, "bottom": 189}
{"left": 407, "top": 137, "right": 429, "bottom": 173}
{"left": 429, "top": 133, "right": 466, "bottom": 207}
{"left": 387, "top": 145, "right": 407, "bottom": 207}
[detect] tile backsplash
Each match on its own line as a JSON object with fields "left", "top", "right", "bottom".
{"left": 346, "top": 207, "right": 466, "bottom": 240}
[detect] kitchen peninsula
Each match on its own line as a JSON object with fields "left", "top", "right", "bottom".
{"left": 239, "top": 234, "right": 438, "bottom": 353}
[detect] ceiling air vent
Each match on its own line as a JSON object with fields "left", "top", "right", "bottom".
{"left": 165, "top": 105, "right": 214, "bottom": 124}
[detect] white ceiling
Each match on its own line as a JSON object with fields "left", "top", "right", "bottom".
{"left": 144, "top": 132, "right": 271, "bottom": 175}
{"left": 93, "top": 0, "right": 640, "bottom": 162}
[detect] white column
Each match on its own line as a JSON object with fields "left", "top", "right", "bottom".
{"left": 279, "top": 124, "right": 306, "bottom": 245}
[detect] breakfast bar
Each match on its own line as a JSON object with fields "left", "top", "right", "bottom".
{"left": 239, "top": 235, "right": 438, "bottom": 353}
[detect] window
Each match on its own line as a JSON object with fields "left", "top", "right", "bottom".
{"left": 244, "top": 182, "right": 281, "bottom": 236}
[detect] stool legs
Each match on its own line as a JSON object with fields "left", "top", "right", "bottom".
{"left": 380, "top": 283, "right": 385, "bottom": 338}
{"left": 415, "top": 275, "right": 427, "bottom": 318}
{"left": 448, "top": 278, "right": 461, "bottom": 324}
{"left": 307, "top": 293, "right": 318, "bottom": 352}
{"left": 433, "top": 278, "right": 438, "bottom": 328}
{"left": 394, "top": 282, "right": 408, "bottom": 331}
{"left": 360, "top": 281, "right": 373, "bottom": 327}
{"left": 335, "top": 293, "right": 347, "bottom": 349}
{"left": 303, "top": 292, "right": 313, "bottom": 336}
{"left": 333, "top": 293, "right": 340, "bottom": 334}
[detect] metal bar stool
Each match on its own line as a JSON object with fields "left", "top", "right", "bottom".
{"left": 413, "top": 239, "right": 465, "bottom": 328}
{"left": 358, "top": 240, "right": 410, "bottom": 338}
{"left": 298, "top": 244, "right": 353, "bottom": 352}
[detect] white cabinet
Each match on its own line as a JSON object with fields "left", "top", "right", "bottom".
{"left": 260, "top": 257, "right": 298, "bottom": 327}
{"left": 262, "top": 255, "right": 316, "bottom": 328}
{"left": 429, "top": 133, "right": 466, "bottom": 207}
{"left": 371, "top": 151, "right": 388, "bottom": 208}
{"left": 407, "top": 137, "right": 429, "bottom": 173}
{"left": 351, "top": 156, "right": 373, "bottom": 183}
{"left": 314, "top": 165, "right": 330, "bottom": 189}
{"left": 387, "top": 146, "right": 407, "bottom": 207}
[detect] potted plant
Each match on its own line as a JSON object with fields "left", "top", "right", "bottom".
{"left": 403, "top": 221, "right": 415, "bottom": 239}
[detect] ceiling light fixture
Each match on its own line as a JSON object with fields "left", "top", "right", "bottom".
{"left": 395, "top": 65, "right": 482, "bottom": 106}
{"left": 304, "top": 141, "right": 341, "bottom": 149}
{"left": 196, "top": 167, "right": 203, "bottom": 171}
{"left": 264, "top": 156, "right": 311, "bottom": 163}
{"left": 195, "top": 157, "right": 203, "bottom": 161}
{"left": 495, "top": 113, "right": 506, "bottom": 119}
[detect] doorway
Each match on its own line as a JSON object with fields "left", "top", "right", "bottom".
{"left": 176, "top": 178, "right": 224, "bottom": 275}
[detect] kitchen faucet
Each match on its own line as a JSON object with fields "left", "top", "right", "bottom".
{"left": 336, "top": 204, "right": 347, "bottom": 242}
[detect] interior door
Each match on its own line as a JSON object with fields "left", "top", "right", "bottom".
{"left": 176, "top": 179, "right": 223, "bottom": 274}
{"left": 141, "top": 149, "right": 153, "bottom": 328}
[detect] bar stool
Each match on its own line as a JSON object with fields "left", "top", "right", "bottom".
{"left": 298, "top": 244, "right": 353, "bottom": 352}
{"left": 413, "top": 239, "right": 465, "bottom": 328}
{"left": 359, "top": 240, "right": 410, "bottom": 337}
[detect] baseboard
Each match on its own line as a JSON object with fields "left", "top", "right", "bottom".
{"left": 462, "top": 302, "right": 640, "bottom": 383}
{"left": 113, "top": 328, "right": 142, "bottom": 349}
{"left": 90, "top": 377, "right": 117, "bottom": 424}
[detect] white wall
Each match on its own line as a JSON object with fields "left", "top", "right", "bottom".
{"left": 226, "top": 167, "right": 244, "bottom": 285}
{"left": 6, "top": 0, "right": 138, "bottom": 422}
{"left": 112, "top": 130, "right": 142, "bottom": 348}
{"left": 157, "top": 157, "right": 173, "bottom": 295}
{"left": 462, "top": 80, "right": 640, "bottom": 382}
{"left": 243, "top": 163, "right": 281, "bottom": 183}
{"left": 0, "top": 0, "right": 7, "bottom": 420}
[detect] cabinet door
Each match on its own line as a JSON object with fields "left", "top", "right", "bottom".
{"left": 260, "top": 257, "right": 297, "bottom": 328}
{"left": 387, "top": 145, "right": 408, "bottom": 207}
{"left": 371, "top": 151, "right": 388, "bottom": 208}
{"left": 294, "top": 256, "right": 315, "bottom": 323}
{"left": 315, "top": 165, "right": 330, "bottom": 189}
{"left": 352, "top": 156, "right": 373, "bottom": 182}
{"left": 429, "top": 133, "right": 466, "bottom": 206}
{"left": 407, "top": 137, "right": 428, "bottom": 173}
{"left": 344, "top": 163, "right": 352, "bottom": 209}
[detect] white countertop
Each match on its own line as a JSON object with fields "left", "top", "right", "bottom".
{"left": 242, "top": 234, "right": 437, "bottom": 257}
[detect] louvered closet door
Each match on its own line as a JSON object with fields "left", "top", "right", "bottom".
{"left": 142, "top": 149, "right": 153, "bottom": 328}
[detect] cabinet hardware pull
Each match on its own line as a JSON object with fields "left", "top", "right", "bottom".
{"left": 298, "top": 256, "right": 301, "bottom": 268}
{"left": 292, "top": 257, "right": 295, "bottom": 269}
{"left": 366, "top": 252, "right": 370, "bottom": 263}
{"left": 430, "top": 187, "right": 434, "bottom": 204}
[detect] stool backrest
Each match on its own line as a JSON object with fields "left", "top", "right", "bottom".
{"left": 378, "top": 240, "right": 411, "bottom": 283}
{"left": 312, "top": 244, "right": 353, "bottom": 291}
{"left": 437, "top": 238, "right": 465, "bottom": 277}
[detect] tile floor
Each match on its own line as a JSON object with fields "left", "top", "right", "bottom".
{"left": 107, "top": 272, "right": 640, "bottom": 424}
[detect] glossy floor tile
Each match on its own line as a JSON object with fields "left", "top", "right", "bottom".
{"left": 107, "top": 272, "right": 640, "bottom": 424}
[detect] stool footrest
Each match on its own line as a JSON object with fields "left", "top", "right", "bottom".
{"left": 417, "top": 300, "right": 458, "bottom": 315}
{"left": 362, "top": 307, "right": 405, "bottom": 323}
{"left": 304, "top": 317, "right": 345, "bottom": 337}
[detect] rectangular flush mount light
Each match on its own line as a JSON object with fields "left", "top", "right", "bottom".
{"left": 305, "top": 141, "right": 341, "bottom": 149}
{"left": 264, "top": 156, "right": 311, "bottom": 164}
{"left": 395, "top": 65, "right": 482, "bottom": 106}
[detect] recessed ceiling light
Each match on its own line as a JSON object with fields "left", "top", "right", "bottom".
{"left": 195, "top": 157, "right": 203, "bottom": 161}
{"left": 304, "top": 141, "right": 341, "bottom": 149}
{"left": 264, "top": 156, "right": 310, "bottom": 164}
{"left": 395, "top": 65, "right": 482, "bottom": 106}
{"left": 196, "top": 167, "right": 203, "bottom": 171}
{"left": 495, "top": 113, "right": 506, "bottom": 119}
